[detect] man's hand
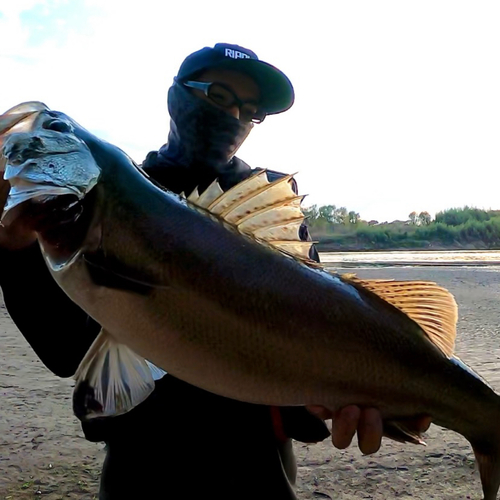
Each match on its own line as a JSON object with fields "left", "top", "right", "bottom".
{"left": 307, "top": 405, "right": 432, "bottom": 455}
{"left": 0, "top": 176, "right": 36, "bottom": 250}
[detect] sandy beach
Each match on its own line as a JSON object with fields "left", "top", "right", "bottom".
{"left": 1, "top": 265, "right": 500, "bottom": 499}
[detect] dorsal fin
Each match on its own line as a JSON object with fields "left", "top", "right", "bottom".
{"left": 268, "top": 240, "right": 316, "bottom": 260}
{"left": 187, "top": 187, "right": 200, "bottom": 203}
{"left": 183, "top": 170, "right": 317, "bottom": 265}
{"left": 220, "top": 173, "right": 297, "bottom": 222}
{"left": 342, "top": 274, "right": 458, "bottom": 357}
{"left": 252, "top": 217, "right": 305, "bottom": 240}
{"left": 237, "top": 196, "right": 305, "bottom": 232}
{"left": 207, "top": 169, "right": 269, "bottom": 214}
{"left": 186, "top": 179, "right": 224, "bottom": 208}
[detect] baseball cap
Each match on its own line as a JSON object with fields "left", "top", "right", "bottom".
{"left": 175, "top": 43, "right": 295, "bottom": 115}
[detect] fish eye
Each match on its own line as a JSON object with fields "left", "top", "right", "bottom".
{"left": 43, "top": 118, "right": 72, "bottom": 133}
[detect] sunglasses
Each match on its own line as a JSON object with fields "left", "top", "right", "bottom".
{"left": 182, "top": 80, "right": 266, "bottom": 124}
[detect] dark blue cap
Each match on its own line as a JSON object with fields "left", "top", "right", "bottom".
{"left": 175, "top": 43, "right": 295, "bottom": 115}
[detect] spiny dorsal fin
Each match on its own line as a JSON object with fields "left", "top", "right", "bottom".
{"left": 342, "top": 275, "right": 458, "bottom": 357}
{"left": 268, "top": 240, "right": 316, "bottom": 260}
{"left": 220, "top": 173, "right": 297, "bottom": 223}
{"left": 185, "top": 178, "right": 225, "bottom": 208}
{"left": 237, "top": 196, "right": 305, "bottom": 232}
{"left": 252, "top": 217, "right": 305, "bottom": 240}
{"left": 187, "top": 187, "right": 200, "bottom": 203}
{"left": 183, "top": 169, "right": 317, "bottom": 265}
{"left": 197, "top": 179, "right": 224, "bottom": 207}
{"left": 208, "top": 169, "right": 269, "bottom": 214}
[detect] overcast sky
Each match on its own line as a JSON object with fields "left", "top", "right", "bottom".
{"left": 1, "top": 0, "right": 499, "bottom": 222}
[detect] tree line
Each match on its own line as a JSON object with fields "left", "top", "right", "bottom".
{"left": 303, "top": 205, "right": 500, "bottom": 250}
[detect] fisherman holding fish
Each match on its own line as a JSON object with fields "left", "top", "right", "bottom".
{"left": 0, "top": 44, "right": 433, "bottom": 499}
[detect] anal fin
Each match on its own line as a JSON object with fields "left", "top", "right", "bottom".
{"left": 383, "top": 419, "right": 428, "bottom": 446}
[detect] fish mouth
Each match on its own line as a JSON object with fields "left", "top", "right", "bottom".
{"left": 1, "top": 180, "right": 83, "bottom": 231}
{"left": 2, "top": 186, "right": 93, "bottom": 267}
{"left": 1, "top": 133, "right": 101, "bottom": 223}
{"left": 3, "top": 177, "right": 86, "bottom": 214}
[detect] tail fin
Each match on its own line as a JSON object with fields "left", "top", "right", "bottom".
{"left": 472, "top": 440, "right": 500, "bottom": 500}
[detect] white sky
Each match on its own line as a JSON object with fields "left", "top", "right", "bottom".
{"left": 1, "top": 0, "right": 499, "bottom": 222}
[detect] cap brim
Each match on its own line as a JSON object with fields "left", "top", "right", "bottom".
{"left": 214, "top": 59, "right": 294, "bottom": 115}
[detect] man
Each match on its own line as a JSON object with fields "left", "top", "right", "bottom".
{"left": 0, "top": 43, "right": 427, "bottom": 499}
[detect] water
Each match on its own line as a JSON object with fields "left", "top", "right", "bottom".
{"left": 319, "top": 250, "right": 500, "bottom": 268}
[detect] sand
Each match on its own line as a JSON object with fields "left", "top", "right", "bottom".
{"left": 1, "top": 265, "right": 500, "bottom": 499}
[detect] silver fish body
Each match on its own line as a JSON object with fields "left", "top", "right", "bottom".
{"left": 2, "top": 103, "right": 500, "bottom": 499}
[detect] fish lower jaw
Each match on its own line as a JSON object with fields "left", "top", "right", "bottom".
{"left": 3, "top": 178, "right": 82, "bottom": 214}
{"left": 1, "top": 188, "right": 83, "bottom": 240}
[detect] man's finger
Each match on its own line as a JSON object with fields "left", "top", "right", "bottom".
{"left": 331, "top": 405, "right": 360, "bottom": 449}
{"left": 357, "top": 407, "right": 383, "bottom": 455}
{"left": 306, "top": 405, "right": 332, "bottom": 421}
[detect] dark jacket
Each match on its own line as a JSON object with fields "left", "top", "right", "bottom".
{"left": 0, "top": 82, "right": 329, "bottom": 499}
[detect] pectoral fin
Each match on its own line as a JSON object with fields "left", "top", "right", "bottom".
{"left": 73, "top": 329, "right": 166, "bottom": 421}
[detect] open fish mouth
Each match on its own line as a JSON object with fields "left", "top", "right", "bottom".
{"left": 1, "top": 125, "right": 101, "bottom": 224}
{"left": 4, "top": 177, "right": 84, "bottom": 210}
{"left": 0, "top": 175, "right": 85, "bottom": 212}
{"left": 2, "top": 190, "right": 84, "bottom": 232}
{"left": 1, "top": 159, "right": 98, "bottom": 227}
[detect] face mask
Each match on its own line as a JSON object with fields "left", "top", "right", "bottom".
{"left": 167, "top": 83, "right": 253, "bottom": 172}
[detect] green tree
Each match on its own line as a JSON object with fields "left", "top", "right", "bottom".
{"left": 348, "top": 211, "right": 360, "bottom": 224}
{"left": 435, "top": 206, "right": 491, "bottom": 226}
{"left": 419, "top": 211, "right": 431, "bottom": 225}
{"left": 318, "top": 205, "right": 337, "bottom": 223}
{"left": 334, "top": 206, "right": 348, "bottom": 224}
{"left": 303, "top": 204, "right": 319, "bottom": 222}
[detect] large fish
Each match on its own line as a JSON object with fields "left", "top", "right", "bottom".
{"left": 1, "top": 102, "right": 500, "bottom": 499}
